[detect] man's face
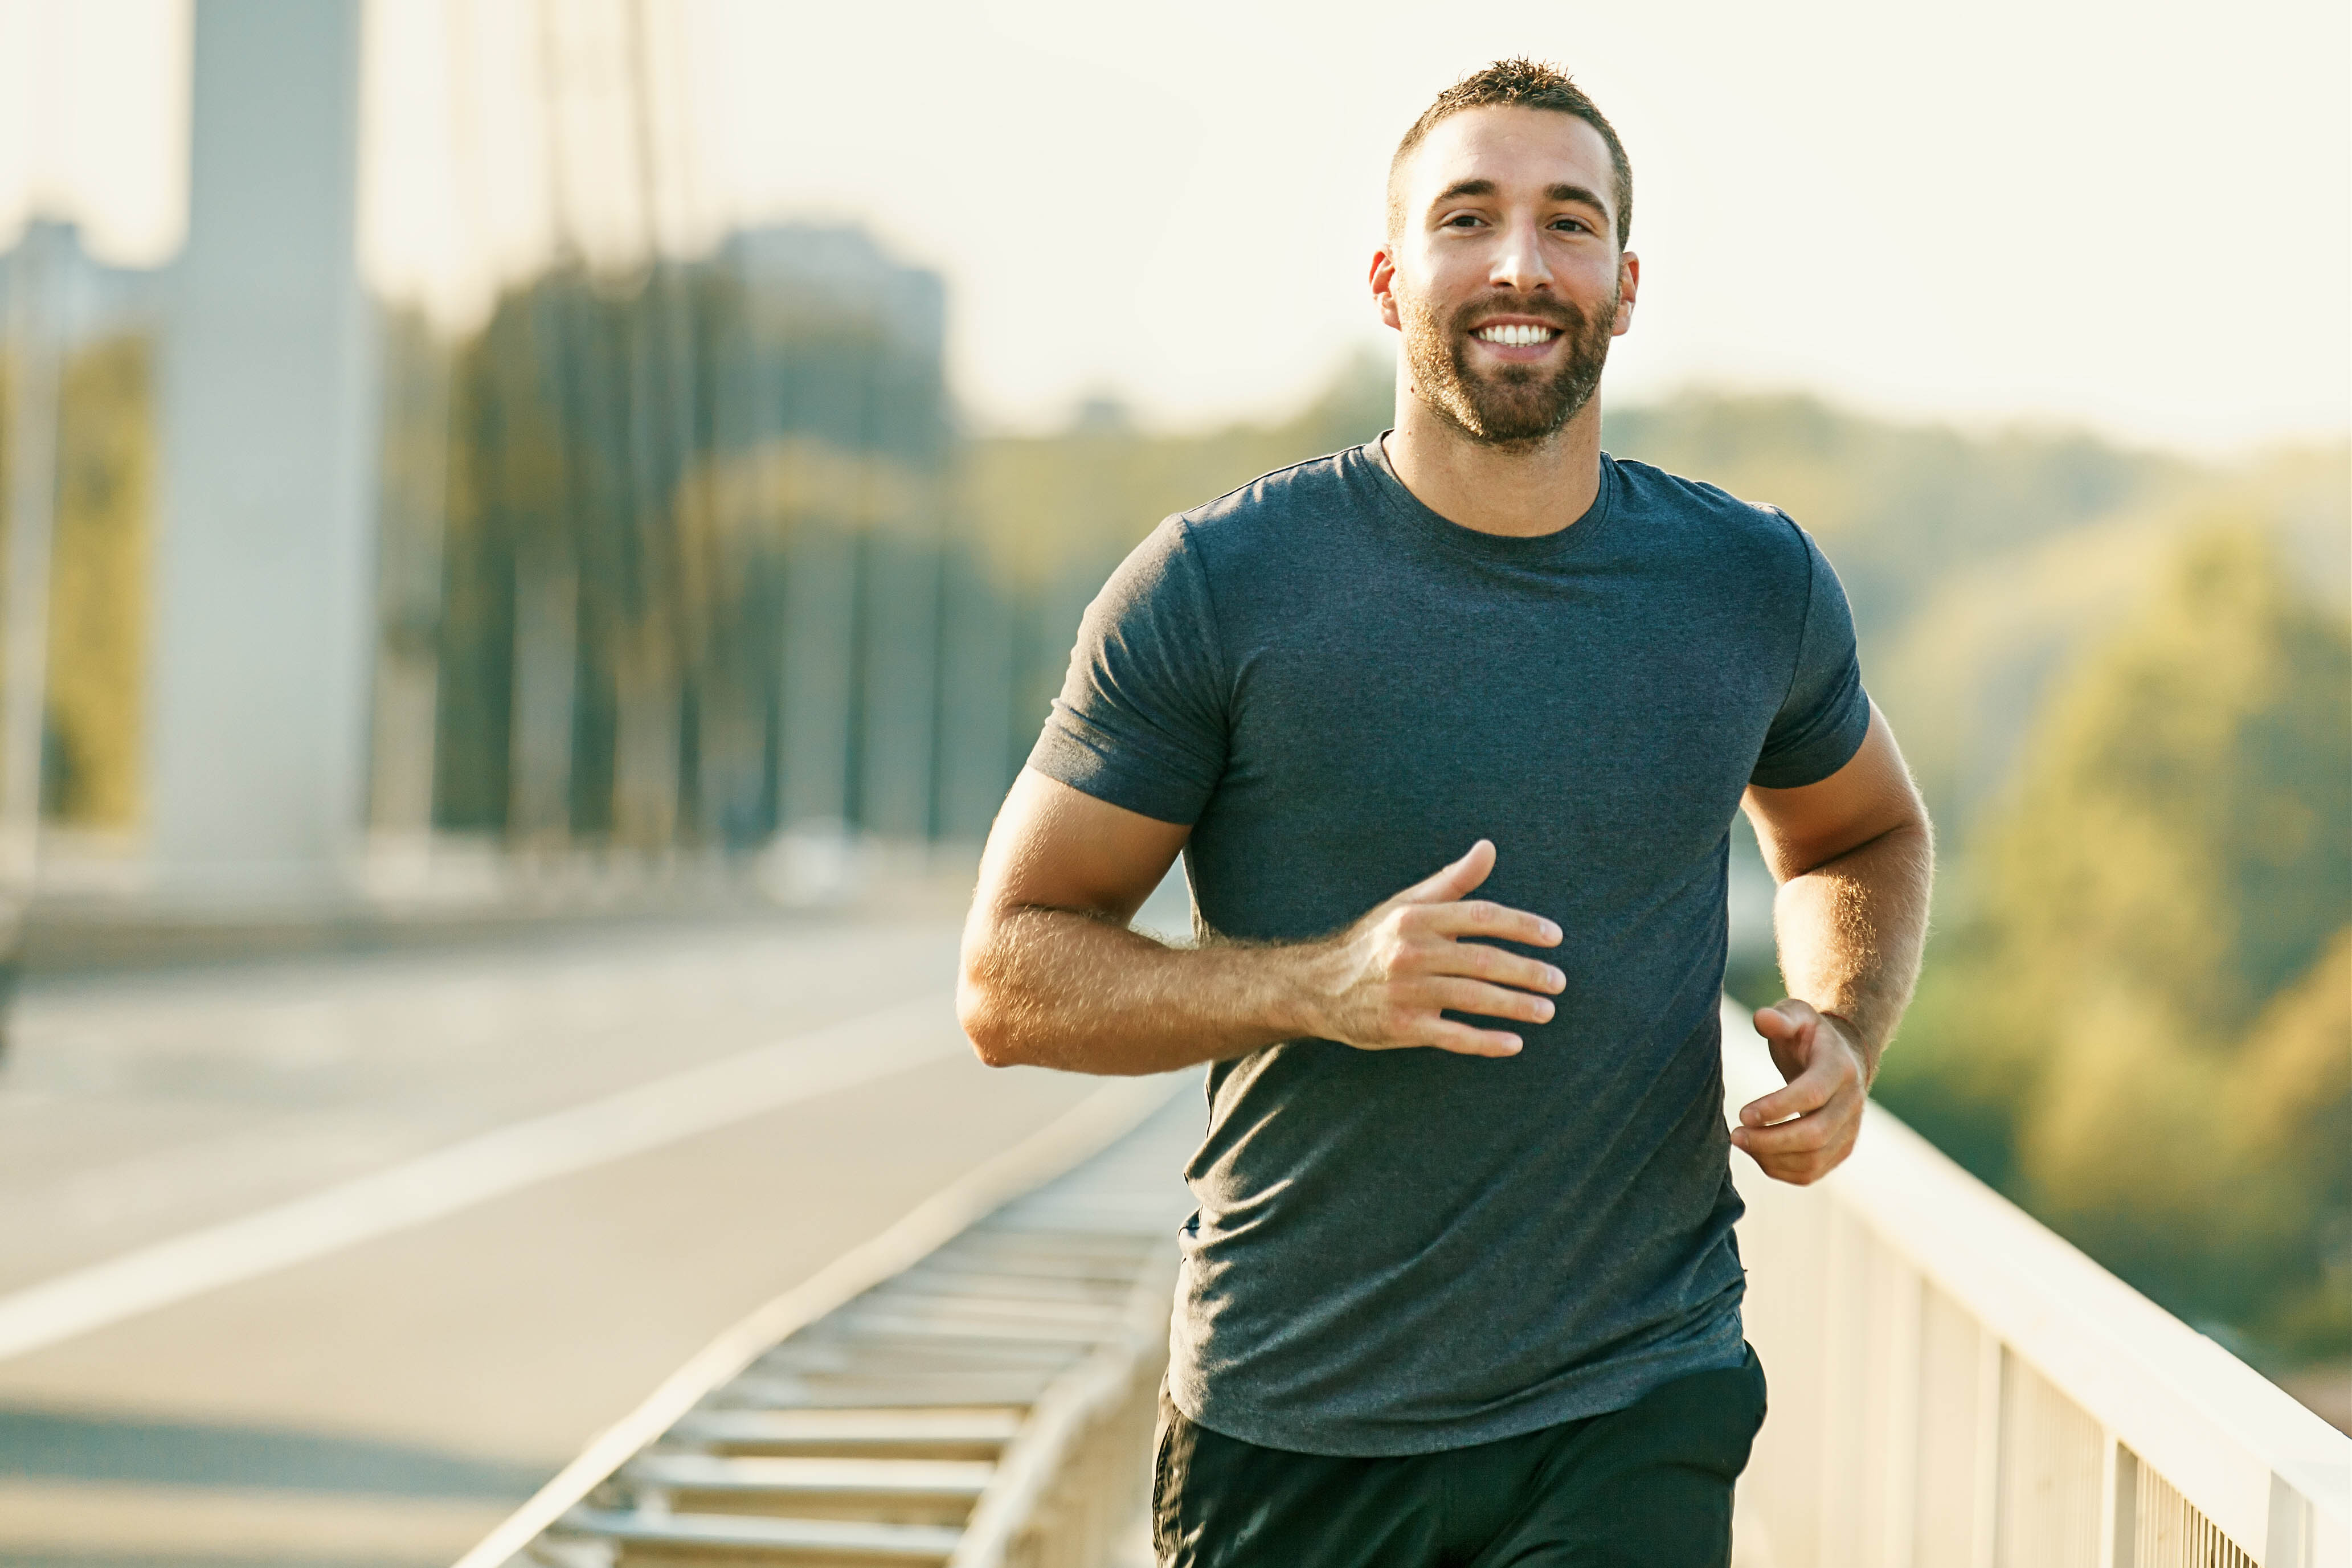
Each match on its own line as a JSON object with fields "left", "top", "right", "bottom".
{"left": 1375, "top": 107, "right": 1638, "bottom": 447}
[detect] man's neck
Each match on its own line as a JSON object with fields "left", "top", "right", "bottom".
{"left": 1382, "top": 382, "right": 1605, "bottom": 539}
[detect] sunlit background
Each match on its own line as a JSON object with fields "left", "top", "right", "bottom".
{"left": 9, "top": 0, "right": 2350, "bottom": 444}
{"left": 0, "top": 1, "right": 2343, "bottom": 1563}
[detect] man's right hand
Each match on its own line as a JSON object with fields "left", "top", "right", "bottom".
{"left": 1298, "top": 840, "right": 1565, "bottom": 1058}
{"left": 961, "top": 776, "right": 1565, "bottom": 1074}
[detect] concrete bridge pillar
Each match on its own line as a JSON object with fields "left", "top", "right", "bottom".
{"left": 145, "top": 0, "right": 377, "bottom": 904}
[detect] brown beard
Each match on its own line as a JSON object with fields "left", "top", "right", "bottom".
{"left": 1401, "top": 286, "right": 1618, "bottom": 447}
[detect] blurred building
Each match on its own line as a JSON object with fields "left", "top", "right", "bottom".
{"left": 416, "top": 220, "right": 999, "bottom": 894}
{"left": 0, "top": 220, "right": 165, "bottom": 347}
{"left": 0, "top": 1, "right": 1029, "bottom": 922}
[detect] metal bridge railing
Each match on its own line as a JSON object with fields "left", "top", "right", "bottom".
{"left": 1722, "top": 1000, "right": 2350, "bottom": 1568}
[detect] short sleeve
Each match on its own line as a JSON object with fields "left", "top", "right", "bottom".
{"left": 1025, "top": 517, "right": 1229, "bottom": 824}
{"left": 1750, "top": 527, "right": 1872, "bottom": 789}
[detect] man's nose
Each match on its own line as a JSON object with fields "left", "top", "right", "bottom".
{"left": 1488, "top": 218, "right": 1554, "bottom": 294}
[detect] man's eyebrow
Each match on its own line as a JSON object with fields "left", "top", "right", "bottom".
{"left": 1428, "top": 178, "right": 1612, "bottom": 219}
{"left": 1545, "top": 183, "right": 1610, "bottom": 215}
{"left": 1431, "top": 178, "right": 1498, "bottom": 206}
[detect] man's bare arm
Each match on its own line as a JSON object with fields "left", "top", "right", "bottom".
{"left": 957, "top": 769, "right": 1564, "bottom": 1075}
{"left": 1732, "top": 702, "right": 1935, "bottom": 1184}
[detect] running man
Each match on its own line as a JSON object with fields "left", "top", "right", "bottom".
{"left": 958, "top": 59, "right": 1933, "bottom": 1567}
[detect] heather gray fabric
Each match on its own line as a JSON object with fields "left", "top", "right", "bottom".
{"left": 1027, "top": 440, "right": 1871, "bottom": 1457}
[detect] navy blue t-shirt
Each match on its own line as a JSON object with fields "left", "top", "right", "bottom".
{"left": 1028, "top": 439, "right": 1871, "bottom": 1456}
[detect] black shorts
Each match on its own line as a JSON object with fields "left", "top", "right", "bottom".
{"left": 1152, "top": 1346, "right": 1768, "bottom": 1568}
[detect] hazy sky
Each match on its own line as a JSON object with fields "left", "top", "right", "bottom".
{"left": 3, "top": 0, "right": 2345, "bottom": 452}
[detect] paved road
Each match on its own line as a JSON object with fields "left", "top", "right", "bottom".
{"left": 0, "top": 909, "right": 1164, "bottom": 1567}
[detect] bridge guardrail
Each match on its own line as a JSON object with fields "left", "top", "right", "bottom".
{"left": 1723, "top": 1000, "right": 2350, "bottom": 1568}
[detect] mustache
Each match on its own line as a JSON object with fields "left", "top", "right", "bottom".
{"left": 1447, "top": 293, "right": 1588, "bottom": 334}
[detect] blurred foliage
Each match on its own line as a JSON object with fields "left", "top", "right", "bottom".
{"left": 0, "top": 333, "right": 150, "bottom": 830}
{"left": 1871, "top": 451, "right": 2352, "bottom": 848}
{"left": 958, "top": 352, "right": 1394, "bottom": 745}
{"left": 1878, "top": 523, "right": 2351, "bottom": 1361}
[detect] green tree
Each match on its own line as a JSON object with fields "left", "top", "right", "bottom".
{"left": 1881, "top": 522, "right": 2352, "bottom": 1355}
{"left": 0, "top": 331, "right": 153, "bottom": 829}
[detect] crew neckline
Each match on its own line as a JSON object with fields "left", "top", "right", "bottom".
{"left": 1360, "top": 433, "right": 1620, "bottom": 566}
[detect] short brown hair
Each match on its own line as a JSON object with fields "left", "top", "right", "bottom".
{"left": 1387, "top": 59, "right": 1633, "bottom": 249}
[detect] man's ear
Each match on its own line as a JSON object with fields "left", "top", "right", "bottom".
{"left": 1370, "top": 247, "right": 1402, "bottom": 331}
{"left": 1611, "top": 250, "right": 1640, "bottom": 337}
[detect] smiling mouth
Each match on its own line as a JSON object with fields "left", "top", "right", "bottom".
{"left": 1472, "top": 323, "right": 1562, "bottom": 347}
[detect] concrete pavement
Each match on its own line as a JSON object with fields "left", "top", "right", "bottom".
{"left": 0, "top": 911, "right": 1143, "bottom": 1567}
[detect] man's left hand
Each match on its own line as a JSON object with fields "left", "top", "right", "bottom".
{"left": 1731, "top": 999, "right": 1869, "bottom": 1186}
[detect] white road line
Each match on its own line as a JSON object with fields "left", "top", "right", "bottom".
{"left": 0, "top": 993, "right": 966, "bottom": 1362}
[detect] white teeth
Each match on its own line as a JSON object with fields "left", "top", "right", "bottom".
{"left": 1475, "top": 323, "right": 1556, "bottom": 346}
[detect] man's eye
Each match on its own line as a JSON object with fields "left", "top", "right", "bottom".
{"left": 1445, "top": 214, "right": 1483, "bottom": 228}
{"left": 1551, "top": 218, "right": 1590, "bottom": 234}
